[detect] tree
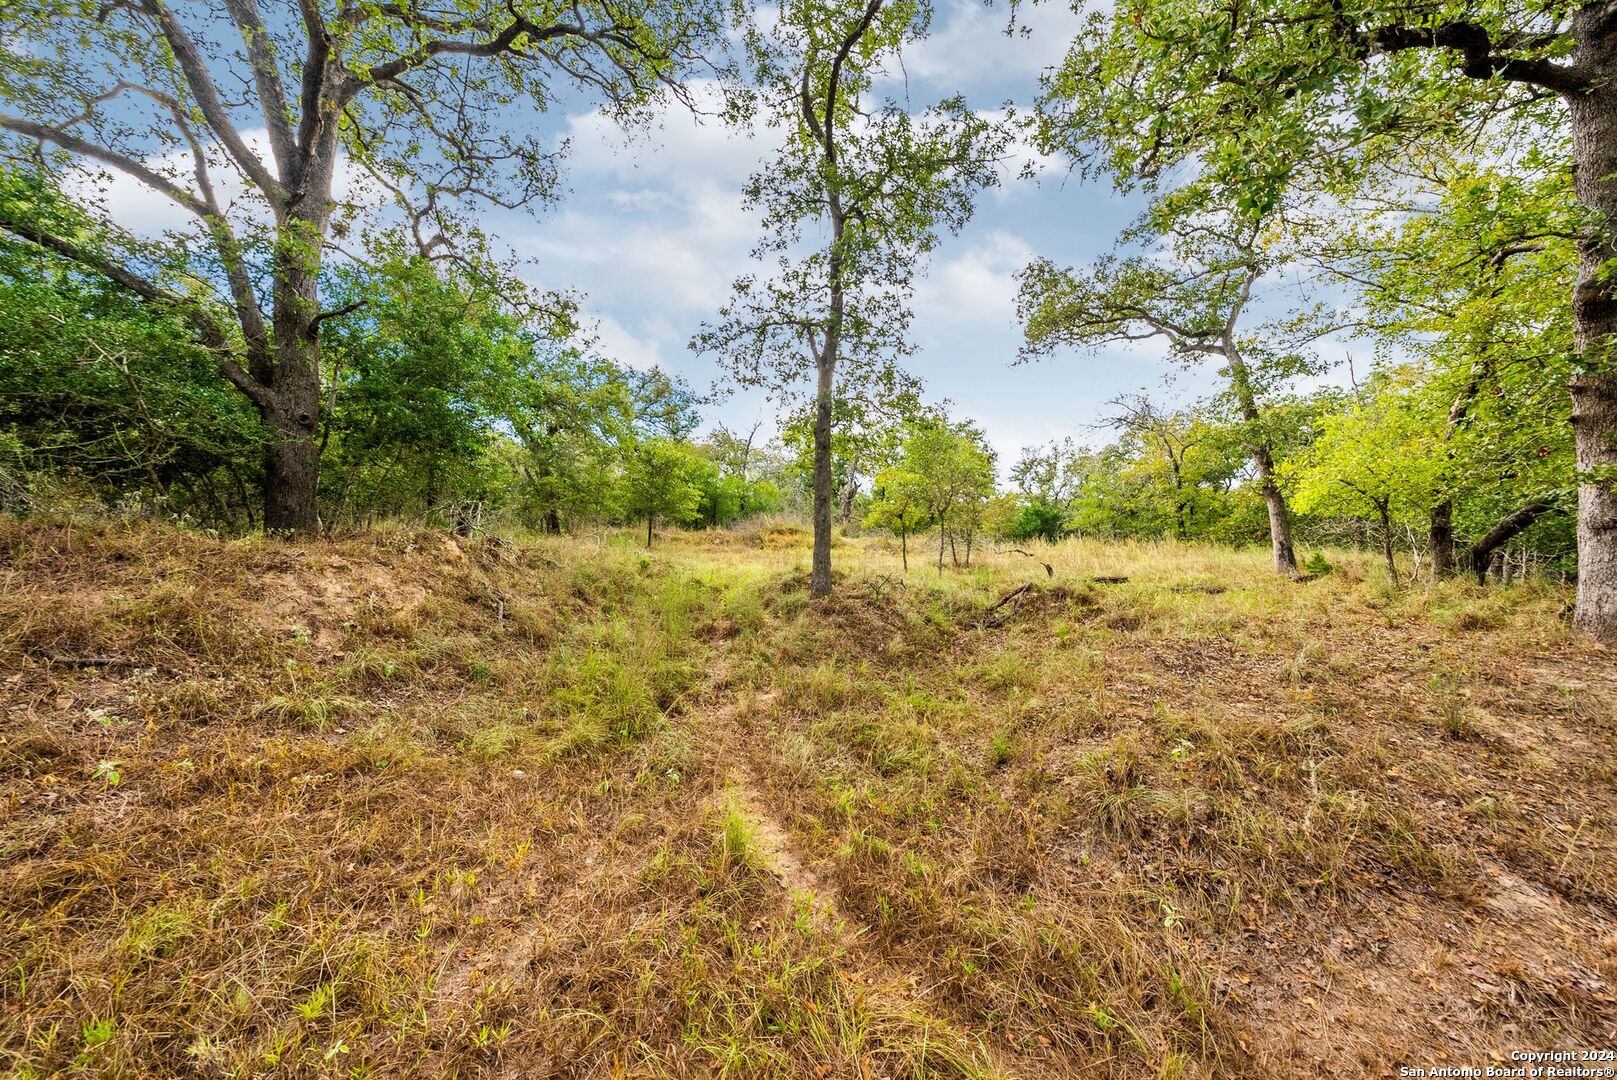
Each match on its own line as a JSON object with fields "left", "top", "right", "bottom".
{"left": 779, "top": 375, "right": 939, "bottom": 526}
{"left": 0, "top": 171, "right": 268, "bottom": 522}
{"left": 695, "top": 0, "right": 1005, "bottom": 598}
{"left": 1323, "top": 158, "right": 1576, "bottom": 580}
{"left": 620, "top": 437, "right": 704, "bottom": 546}
{"left": 507, "top": 353, "right": 637, "bottom": 535}
{"left": 0, "top": 0, "right": 733, "bottom": 532}
{"left": 864, "top": 462, "right": 929, "bottom": 571}
{"left": 1008, "top": 438, "right": 1096, "bottom": 541}
{"left": 897, "top": 420, "right": 997, "bottom": 571}
{"left": 1037, "top": 0, "right": 1617, "bottom": 635}
{"left": 1106, "top": 396, "right": 1212, "bottom": 540}
{"left": 317, "top": 250, "right": 542, "bottom": 531}
{"left": 1019, "top": 210, "right": 1319, "bottom": 572}
{"left": 1288, "top": 385, "right": 1444, "bottom": 586}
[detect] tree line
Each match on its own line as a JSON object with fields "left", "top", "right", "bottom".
{"left": 0, "top": 0, "right": 1613, "bottom": 640}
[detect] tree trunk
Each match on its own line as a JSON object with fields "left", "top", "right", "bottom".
{"left": 1429, "top": 499, "right": 1456, "bottom": 578}
{"left": 259, "top": 122, "right": 340, "bottom": 534}
{"left": 1378, "top": 502, "right": 1398, "bottom": 587}
{"left": 263, "top": 435, "right": 320, "bottom": 532}
{"left": 1226, "top": 345, "right": 1297, "bottom": 573}
{"left": 1255, "top": 446, "right": 1297, "bottom": 573}
{"left": 900, "top": 523, "right": 908, "bottom": 572}
{"left": 938, "top": 523, "right": 946, "bottom": 572}
{"left": 810, "top": 356, "right": 836, "bottom": 597}
{"left": 647, "top": 513, "right": 654, "bottom": 547}
{"left": 1465, "top": 498, "right": 1557, "bottom": 584}
{"left": 1568, "top": 10, "right": 1617, "bottom": 641}
{"left": 837, "top": 455, "right": 860, "bottom": 523}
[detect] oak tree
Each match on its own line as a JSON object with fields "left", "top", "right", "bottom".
{"left": 0, "top": 0, "right": 734, "bottom": 532}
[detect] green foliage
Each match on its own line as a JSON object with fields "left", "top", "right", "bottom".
{"left": 0, "top": 171, "right": 267, "bottom": 520}
{"left": 888, "top": 419, "right": 996, "bottom": 567}
{"left": 620, "top": 438, "right": 707, "bottom": 544}
{"left": 318, "top": 252, "right": 552, "bottom": 527}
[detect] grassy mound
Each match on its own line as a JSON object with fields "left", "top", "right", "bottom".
{"left": 1, "top": 520, "right": 1613, "bottom": 1078}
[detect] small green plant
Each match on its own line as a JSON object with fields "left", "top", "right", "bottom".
{"left": 1303, "top": 551, "right": 1333, "bottom": 575}
{"left": 986, "top": 732, "right": 1015, "bottom": 768}
{"left": 76, "top": 1016, "right": 115, "bottom": 1064}
{"left": 92, "top": 760, "right": 123, "bottom": 786}
{"left": 295, "top": 982, "right": 337, "bottom": 1022}
{"left": 718, "top": 802, "right": 759, "bottom": 875}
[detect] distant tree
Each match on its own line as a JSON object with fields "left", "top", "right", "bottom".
{"left": 899, "top": 421, "right": 997, "bottom": 571}
{"left": 1288, "top": 386, "right": 1443, "bottom": 586}
{"left": 621, "top": 438, "right": 705, "bottom": 547}
{"left": 506, "top": 353, "right": 638, "bottom": 535}
{"left": 318, "top": 250, "right": 546, "bottom": 531}
{"left": 1033, "top": 0, "right": 1616, "bottom": 636}
{"left": 1009, "top": 438, "right": 1093, "bottom": 541}
{"left": 863, "top": 463, "right": 929, "bottom": 571}
{"left": 695, "top": 0, "right": 1005, "bottom": 597}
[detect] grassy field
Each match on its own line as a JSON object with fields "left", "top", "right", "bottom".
{"left": 1, "top": 518, "right": 1614, "bottom": 1078}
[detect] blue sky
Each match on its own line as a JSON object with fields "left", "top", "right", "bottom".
{"left": 483, "top": 0, "right": 1242, "bottom": 466}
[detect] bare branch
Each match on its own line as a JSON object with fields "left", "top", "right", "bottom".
{"left": 139, "top": 0, "right": 285, "bottom": 204}
{"left": 223, "top": 0, "right": 297, "bottom": 179}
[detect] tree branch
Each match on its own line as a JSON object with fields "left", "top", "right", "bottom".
{"left": 223, "top": 0, "right": 298, "bottom": 180}
{"left": 139, "top": 0, "right": 286, "bottom": 204}
{"left": 1370, "top": 21, "right": 1592, "bottom": 96}
{"left": 0, "top": 212, "right": 275, "bottom": 413}
{"left": 0, "top": 113, "right": 207, "bottom": 217}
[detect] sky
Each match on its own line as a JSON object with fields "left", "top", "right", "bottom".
{"left": 476, "top": 0, "right": 1244, "bottom": 467}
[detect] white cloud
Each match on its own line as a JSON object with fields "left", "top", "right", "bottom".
{"left": 898, "top": 1, "right": 1083, "bottom": 98}
{"left": 917, "top": 230, "right": 1036, "bottom": 328}
{"left": 584, "top": 311, "right": 669, "bottom": 371}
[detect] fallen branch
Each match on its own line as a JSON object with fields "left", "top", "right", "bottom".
{"left": 1009, "top": 548, "right": 1055, "bottom": 578}
{"left": 980, "top": 582, "right": 1036, "bottom": 628}
{"left": 986, "top": 582, "right": 1034, "bottom": 613}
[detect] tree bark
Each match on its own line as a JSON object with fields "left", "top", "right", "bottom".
{"left": 1465, "top": 498, "right": 1557, "bottom": 584}
{"left": 1225, "top": 343, "right": 1297, "bottom": 573}
{"left": 1568, "top": 10, "right": 1617, "bottom": 640}
{"left": 647, "top": 513, "right": 654, "bottom": 548}
{"left": 900, "top": 522, "right": 908, "bottom": 572}
{"left": 1429, "top": 499, "right": 1457, "bottom": 578}
{"left": 837, "top": 453, "right": 860, "bottom": 523}
{"left": 263, "top": 437, "right": 320, "bottom": 532}
{"left": 1255, "top": 445, "right": 1298, "bottom": 573}
{"left": 810, "top": 355, "right": 836, "bottom": 597}
{"left": 1378, "top": 501, "right": 1398, "bottom": 587}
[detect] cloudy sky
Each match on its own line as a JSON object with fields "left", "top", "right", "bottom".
{"left": 482, "top": 0, "right": 1248, "bottom": 465}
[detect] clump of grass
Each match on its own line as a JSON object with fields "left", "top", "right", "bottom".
{"left": 717, "top": 801, "right": 762, "bottom": 877}
{"left": 252, "top": 690, "right": 365, "bottom": 731}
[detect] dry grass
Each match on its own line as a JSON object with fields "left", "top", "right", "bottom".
{"left": 1, "top": 519, "right": 1613, "bottom": 1078}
